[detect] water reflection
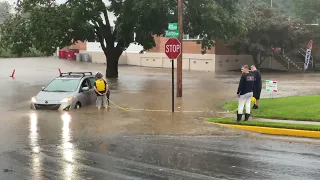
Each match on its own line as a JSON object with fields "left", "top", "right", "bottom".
{"left": 29, "top": 112, "right": 43, "bottom": 179}
{"left": 61, "top": 112, "right": 75, "bottom": 180}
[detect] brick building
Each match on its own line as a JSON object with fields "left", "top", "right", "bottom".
{"left": 66, "top": 35, "right": 290, "bottom": 72}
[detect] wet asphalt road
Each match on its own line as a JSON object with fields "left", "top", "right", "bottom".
{"left": 0, "top": 57, "right": 320, "bottom": 180}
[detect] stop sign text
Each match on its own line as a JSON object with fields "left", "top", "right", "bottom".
{"left": 165, "top": 44, "right": 180, "bottom": 53}
{"left": 164, "top": 38, "right": 182, "bottom": 59}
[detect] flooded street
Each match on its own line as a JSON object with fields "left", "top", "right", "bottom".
{"left": 0, "top": 57, "right": 320, "bottom": 179}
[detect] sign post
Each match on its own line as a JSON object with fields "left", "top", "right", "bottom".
{"left": 172, "top": 59, "right": 174, "bottom": 112}
{"left": 165, "top": 38, "right": 182, "bottom": 112}
{"left": 266, "top": 80, "right": 278, "bottom": 98}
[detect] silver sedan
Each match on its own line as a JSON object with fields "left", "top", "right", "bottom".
{"left": 31, "top": 72, "right": 97, "bottom": 111}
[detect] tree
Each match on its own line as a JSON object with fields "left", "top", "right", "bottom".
{"left": 7, "top": 0, "right": 244, "bottom": 78}
{"left": 292, "top": 0, "right": 320, "bottom": 48}
{"left": 0, "top": 14, "right": 32, "bottom": 56}
{"left": 0, "top": 1, "right": 10, "bottom": 24}
{"left": 293, "top": 0, "right": 320, "bottom": 24}
{"left": 228, "top": 1, "right": 309, "bottom": 68}
{"left": 2, "top": 1, "right": 96, "bottom": 56}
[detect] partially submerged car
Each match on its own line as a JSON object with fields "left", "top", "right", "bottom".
{"left": 31, "top": 72, "right": 97, "bottom": 111}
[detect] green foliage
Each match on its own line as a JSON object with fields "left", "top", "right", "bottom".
{"left": 293, "top": 0, "right": 320, "bottom": 24}
{"left": 65, "top": 0, "right": 243, "bottom": 53}
{"left": 228, "top": 0, "right": 311, "bottom": 67}
{"left": 292, "top": 0, "right": 320, "bottom": 48}
{"left": 1, "top": 0, "right": 244, "bottom": 77}
{"left": 0, "top": 1, "right": 10, "bottom": 23}
{"left": 0, "top": 15, "right": 33, "bottom": 56}
{"left": 0, "top": 1, "right": 47, "bottom": 57}
{"left": 0, "top": 48, "right": 13, "bottom": 58}
{"left": 0, "top": 47, "right": 46, "bottom": 58}
{"left": 183, "top": 0, "right": 246, "bottom": 53}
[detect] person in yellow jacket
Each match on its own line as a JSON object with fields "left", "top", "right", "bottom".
{"left": 94, "top": 72, "right": 109, "bottom": 108}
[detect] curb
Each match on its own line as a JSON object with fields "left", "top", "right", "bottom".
{"left": 215, "top": 123, "right": 320, "bottom": 138}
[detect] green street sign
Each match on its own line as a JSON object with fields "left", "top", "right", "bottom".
{"left": 165, "top": 30, "right": 179, "bottom": 38}
{"left": 168, "top": 23, "right": 178, "bottom": 31}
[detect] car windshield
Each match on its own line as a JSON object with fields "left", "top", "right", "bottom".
{"left": 43, "top": 79, "right": 80, "bottom": 92}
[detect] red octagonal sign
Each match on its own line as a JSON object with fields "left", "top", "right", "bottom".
{"left": 165, "top": 38, "right": 181, "bottom": 59}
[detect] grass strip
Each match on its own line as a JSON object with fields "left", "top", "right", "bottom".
{"left": 223, "top": 95, "right": 320, "bottom": 122}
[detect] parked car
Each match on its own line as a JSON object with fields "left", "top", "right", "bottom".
{"left": 31, "top": 72, "right": 97, "bottom": 111}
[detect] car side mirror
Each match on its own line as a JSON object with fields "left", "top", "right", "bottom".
{"left": 82, "top": 87, "right": 89, "bottom": 91}
{"left": 41, "top": 87, "right": 45, "bottom": 90}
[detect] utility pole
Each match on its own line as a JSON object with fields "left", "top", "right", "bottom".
{"left": 177, "top": 0, "right": 183, "bottom": 97}
{"left": 269, "top": 0, "right": 273, "bottom": 69}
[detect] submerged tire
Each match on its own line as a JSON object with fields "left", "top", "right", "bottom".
{"left": 75, "top": 102, "right": 81, "bottom": 109}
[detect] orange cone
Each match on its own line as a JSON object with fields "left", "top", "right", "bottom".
{"left": 9, "top": 69, "right": 15, "bottom": 78}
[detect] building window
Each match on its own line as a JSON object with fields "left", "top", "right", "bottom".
{"left": 183, "top": 34, "right": 200, "bottom": 40}
{"left": 183, "top": 34, "right": 189, "bottom": 39}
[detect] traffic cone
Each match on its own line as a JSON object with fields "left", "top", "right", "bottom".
{"left": 9, "top": 69, "right": 15, "bottom": 78}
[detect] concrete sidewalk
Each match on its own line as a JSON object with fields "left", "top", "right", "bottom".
{"left": 216, "top": 113, "right": 320, "bottom": 138}
{"left": 255, "top": 118, "right": 320, "bottom": 125}
{"left": 222, "top": 113, "right": 320, "bottom": 125}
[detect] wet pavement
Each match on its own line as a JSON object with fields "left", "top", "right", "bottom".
{"left": 0, "top": 57, "right": 320, "bottom": 179}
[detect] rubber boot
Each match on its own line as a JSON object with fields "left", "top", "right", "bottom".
{"left": 252, "top": 104, "right": 258, "bottom": 109}
{"left": 244, "top": 114, "right": 250, "bottom": 121}
{"left": 237, "top": 114, "right": 242, "bottom": 122}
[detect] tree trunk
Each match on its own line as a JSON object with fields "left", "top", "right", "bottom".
{"left": 251, "top": 52, "right": 261, "bottom": 68}
{"left": 105, "top": 50, "right": 122, "bottom": 78}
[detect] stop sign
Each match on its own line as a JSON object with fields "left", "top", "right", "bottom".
{"left": 165, "top": 38, "right": 181, "bottom": 59}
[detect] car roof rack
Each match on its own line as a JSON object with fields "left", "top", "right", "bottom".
{"left": 60, "top": 72, "right": 93, "bottom": 77}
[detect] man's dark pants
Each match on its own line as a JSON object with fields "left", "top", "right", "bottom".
{"left": 253, "top": 89, "right": 261, "bottom": 100}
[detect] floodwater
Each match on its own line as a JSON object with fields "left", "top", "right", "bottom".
{"left": 0, "top": 57, "right": 319, "bottom": 179}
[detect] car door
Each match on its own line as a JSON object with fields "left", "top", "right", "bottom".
{"left": 88, "top": 77, "right": 97, "bottom": 104}
{"left": 78, "top": 78, "right": 91, "bottom": 106}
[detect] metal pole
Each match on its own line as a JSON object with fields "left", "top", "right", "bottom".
{"left": 177, "top": 0, "right": 183, "bottom": 97}
{"left": 172, "top": 59, "right": 174, "bottom": 112}
{"left": 271, "top": 0, "right": 273, "bottom": 7}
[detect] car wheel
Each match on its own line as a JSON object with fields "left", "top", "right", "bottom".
{"left": 30, "top": 104, "right": 36, "bottom": 110}
{"left": 75, "top": 102, "right": 81, "bottom": 109}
